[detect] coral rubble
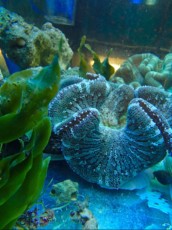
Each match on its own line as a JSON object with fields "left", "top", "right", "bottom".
{"left": 48, "top": 73, "right": 172, "bottom": 189}
{"left": 16, "top": 207, "right": 55, "bottom": 229}
{"left": 70, "top": 199, "right": 98, "bottom": 230}
{"left": 0, "top": 7, "right": 73, "bottom": 69}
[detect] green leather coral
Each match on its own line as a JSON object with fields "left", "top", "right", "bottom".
{"left": 0, "top": 56, "right": 60, "bottom": 229}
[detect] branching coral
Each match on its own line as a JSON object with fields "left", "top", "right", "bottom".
{"left": 0, "top": 7, "right": 73, "bottom": 70}
{"left": 0, "top": 56, "right": 60, "bottom": 229}
{"left": 113, "top": 53, "right": 172, "bottom": 90}
{"left": 48, "top": 73, "right": 172, "bottom": 189}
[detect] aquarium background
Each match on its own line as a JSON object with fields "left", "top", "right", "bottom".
{"left": 2, "top": 0, "right": 171, "bottom": 72}
{"left": 1, "top": 0, "right": 172, "bottom": 50}
{"left": 0, "top": 0, "right": 172, "bottom": 229}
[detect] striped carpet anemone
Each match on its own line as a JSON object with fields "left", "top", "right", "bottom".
{"left": 48, "top": 73, "right": 172, "bottom": 189}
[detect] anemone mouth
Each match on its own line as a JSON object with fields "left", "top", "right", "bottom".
{"left": 100, "top": 114, "right": 127, "bottom": 130}
{"left": 117, "top": 114, "right": 127, "bottom": 129}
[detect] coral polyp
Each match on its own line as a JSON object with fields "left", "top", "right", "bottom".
{"left": 49, "top": 74, "right": 172, "bottom": 189}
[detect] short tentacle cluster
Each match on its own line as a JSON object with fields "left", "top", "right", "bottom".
{"left": 49, "top": 74, "right": 172, "bottom": 189}
{"left": 113, "top": 53, "right": 172, "bottom": 90}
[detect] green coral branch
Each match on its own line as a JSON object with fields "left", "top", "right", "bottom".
{"left": 85, "top": 43, "right": 115, "bottom": 80}
{"left": 78, "top": 36, "right": 115, "bottom": 80}
{"left": 77, "top": 35, "right": 92, "bottom": 78}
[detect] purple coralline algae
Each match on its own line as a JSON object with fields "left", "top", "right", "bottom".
{"left": 49, "top": 73, "right": 172, "bottom": 189}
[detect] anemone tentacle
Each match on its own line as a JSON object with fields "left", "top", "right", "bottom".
{"left": 49, "top": 75, "right": 172, "bottom": 189}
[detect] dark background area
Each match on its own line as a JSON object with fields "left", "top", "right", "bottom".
{"left": 0, "top": 0, "right": 172, "bottom": 56}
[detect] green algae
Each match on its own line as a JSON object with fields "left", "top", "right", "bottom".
{"left": 0, "top": 56, "right": 60, "bottom": 229}
{"left": 0, "top": 56, "right": 60, "bottom": 143}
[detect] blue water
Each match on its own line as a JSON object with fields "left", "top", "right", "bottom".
{"left": 45, "top": 0, "right": 75, "bottom": 21}
{"left": 26, "top": 161, "right": 172, "bottom": 230}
